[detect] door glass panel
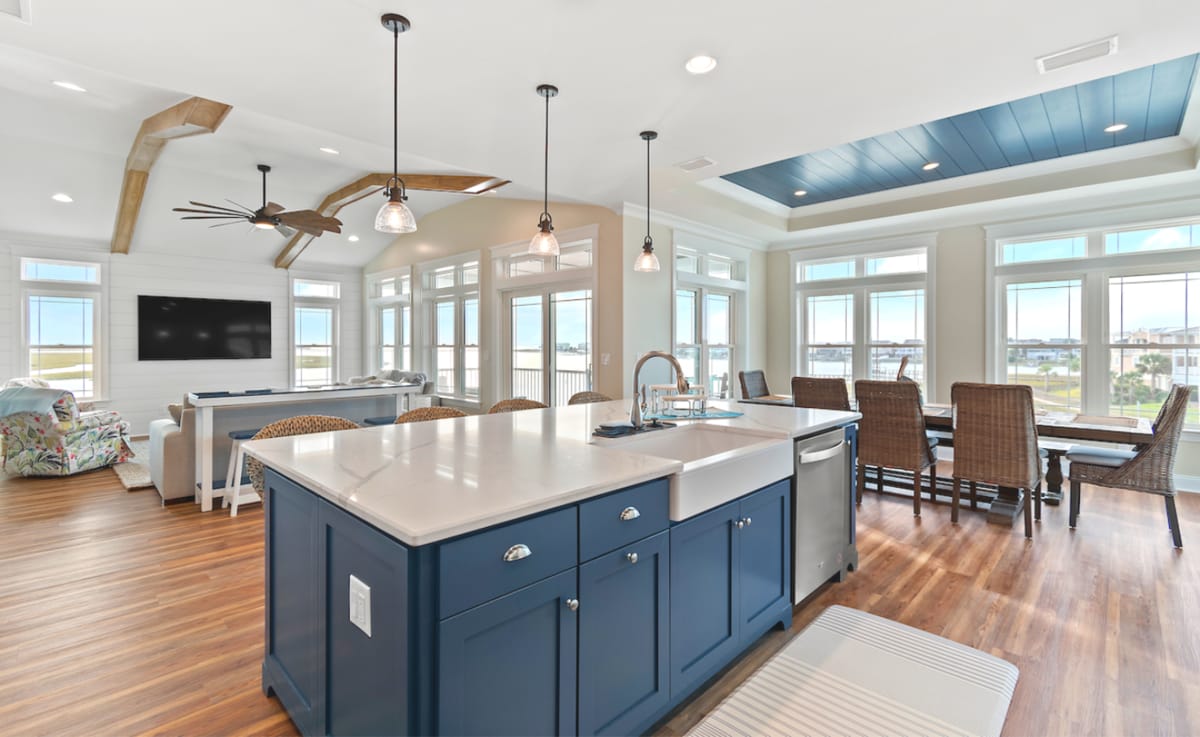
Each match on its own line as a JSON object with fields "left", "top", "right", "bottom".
{"left": 552, "top": 290, "right": 592, "bottom": 406}
{"left": 512, "top": 295, "right": 544, "bottom": 403}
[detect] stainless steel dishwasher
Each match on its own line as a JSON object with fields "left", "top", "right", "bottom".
{"left": 793, "top": 427, "right": 854, "bottom": 604}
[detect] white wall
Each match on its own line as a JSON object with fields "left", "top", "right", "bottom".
{"left": 1, "top": 236, "right": 361, "bottom": 435}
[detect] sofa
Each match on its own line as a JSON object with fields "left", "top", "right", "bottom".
{"left": 0, "top": 389, "right": 132, "bottom": 477}
{"left": 148, "top": 400, "right": 195, "bottom": 503}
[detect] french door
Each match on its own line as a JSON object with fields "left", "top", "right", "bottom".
{"left": 503, "top": 286, "right": 593, "bottom": 406}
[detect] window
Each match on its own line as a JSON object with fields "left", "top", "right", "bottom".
{"left": 367, "top": 270, "right": 412, "bottom": 373}
{"left": 991, "top": 213, "right": 1200, "bottom": 427}
{"left": 493, "top": 230, "right": 597, "bottom": 406}
{"left": 794, "top": 242, "right": 932, "bottom": 397}
{"left": 20, "top": 258, "right": 103, "bottom": 399}
{"left": 292, "top": 278, "right": 340, "bottom": 387}
{"left": 421, "top": 255, "right": 482, "bottom": 399}
{"left": 674, "top": 240, "right": 748, "bottom": 399}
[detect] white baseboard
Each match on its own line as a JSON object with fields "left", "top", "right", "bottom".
{"left": 1175, "top": 475, "right": 1199, "bottom": 493}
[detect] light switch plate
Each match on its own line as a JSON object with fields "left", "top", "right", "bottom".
{"left": 601, "top": 353, "right": 610, "bottom": 366}
{"left": 349, "top": 574, "right": 372, "bottom": 637}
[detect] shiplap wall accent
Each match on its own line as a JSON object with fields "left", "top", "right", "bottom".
{"left": 0, "top": 238, "right": 362, "bottom": 435}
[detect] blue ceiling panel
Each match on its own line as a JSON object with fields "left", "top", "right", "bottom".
{"left": 723, "top": 53, "right": 1198, "bottom": 207}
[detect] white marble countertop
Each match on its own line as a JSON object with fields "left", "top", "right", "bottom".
{"left": 242, "top": 400, "right": 859, "bottom": 546}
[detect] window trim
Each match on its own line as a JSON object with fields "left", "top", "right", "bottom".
{"left": 790, "top": 234, "right": 936, "bottom": 399}
{"left": 418, "top": 251, "right": 484, "bottom": 403}
{"left": 15, "top": 252, "right": 108, "bottom": 401}
{"left": 290, "top": 274, "right": 342, "bottom": 387}
{"left": 672, "top": 229, "right": 751, "bottom": 395}
{"left": 364, "top": 266, "right": 413, "bottom": 374}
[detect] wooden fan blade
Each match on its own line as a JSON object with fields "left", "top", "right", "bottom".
{"left": 277, "top": 210, "right": 343, "bottom": 235}
{"left": 188, "top": 201, "right": 248, "bottom": 215}
{"left": 263, "top": 202, "right": 286, "bottom": 216}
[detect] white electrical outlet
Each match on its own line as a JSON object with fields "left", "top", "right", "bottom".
{"left": 349, "top": 574, "right": 372, "bottom": 637}
{"left": 601, "top": 353, "right": 610, "bottom": 366}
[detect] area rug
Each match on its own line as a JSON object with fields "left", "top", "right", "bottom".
{"left": 113, "top": 439, "right": 154, "bottom": 490}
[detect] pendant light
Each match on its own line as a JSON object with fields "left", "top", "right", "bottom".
{"left": 633, "top": 130, "right": 660, "bottom": 272}
{"left": 374, "top": 13, "right": 417, "bottom": 234}
{"left": 529, "top": 84, "right": 560, "bottom": 256}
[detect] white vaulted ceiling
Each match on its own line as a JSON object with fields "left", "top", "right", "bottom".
{"left": 1, "top": 1, "right": 1200, "bottom": 264}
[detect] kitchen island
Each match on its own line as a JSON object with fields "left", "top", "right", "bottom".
{"left": 244, "top": 400, "right": 859, "bottom": 736}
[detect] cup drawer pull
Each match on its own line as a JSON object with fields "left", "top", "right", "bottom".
{"left": 503, "top": 544, "right": 532, "bottom": 562}
{"left": 619, "top": 506, "right": 641, "bottom": 522}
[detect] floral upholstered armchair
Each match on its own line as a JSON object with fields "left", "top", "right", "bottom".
{"left": 0, "top": 390, "right": 132, "bottom": 477}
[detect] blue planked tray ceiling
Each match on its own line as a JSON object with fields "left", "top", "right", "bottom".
{"left": 722, "top": 54, "right": 1199, "bottom": 208}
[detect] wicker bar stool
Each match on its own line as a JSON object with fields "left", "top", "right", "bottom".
{"left": 240, "top": 415, "right": 360, "bottom": 515}
{"left": 950, "top": 383, "right": 1041, "bottom": 538}
{"left": 567, "top": 391, "right": 612, "bottom": 405}
{"left": 1067, "top": 385, "right": 1191, "bottom": 548}
{"left": 738, "top": 370, "right": 791, "bottom": 401}
{"left": 791, "top": 377, "right": 852, "bottom": 411}
{"left": 487, "top": 399, "right": 549, "bottom": 414}
{"left": 854, "top": 380, "right": 937, "bottom": 516}
{"left": 394, "top": 407, "right": 467, "bottom": 423}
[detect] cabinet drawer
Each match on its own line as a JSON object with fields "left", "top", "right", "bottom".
{"left": 439, "top": 507, "right": 578, "bottom": 618}
{"left": 579, "top": 478, "right": 669, "bottom": 561}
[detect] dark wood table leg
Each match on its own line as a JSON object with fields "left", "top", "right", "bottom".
{"left": 986, "top": 486, "right": 1025, "bottom": 527}
{"left": 1042, "top": 450, "right": 1065, "bottom": 506}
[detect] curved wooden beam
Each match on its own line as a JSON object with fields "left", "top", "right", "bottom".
{"left": 274, "top": 173, "right": 509, "bottom": 269}
{"left": 110, "top": 96, "right": 233, "bottom": 254}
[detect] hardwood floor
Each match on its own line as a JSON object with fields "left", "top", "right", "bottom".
{"left": 1, "top": 468, "right": 1196, "bottom": 737}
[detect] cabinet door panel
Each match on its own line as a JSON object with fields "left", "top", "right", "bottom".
{"left": 264, "top": 471, "right": 324, "bottom": 736}
{"left": 321, "top": 501, "right": 410, "bottom": 736}
{"left": 438, "top": 569, "right": 578, "bottom": 737}
{"left": 578, "top": 532, "right": 669, "bottom": 736}
{"left": 669, "top": 500, "right": 740, "bottom": 699}
{"left": 738, "top": 480, "right": 792, "bottom": 645}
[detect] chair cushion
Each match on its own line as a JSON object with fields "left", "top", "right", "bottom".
{"left": 1066, "top": 445, "right": 1135, "bottom": 468}
{"left": 363, "top": 416, "right": 397, "bottom": 426}
{"left": 167, "top": 403, "right": 183, "bottom": 424}
{"left": 228, "top": 428, "right": 261, "bottom": 441}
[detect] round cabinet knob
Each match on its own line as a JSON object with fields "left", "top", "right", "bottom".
{"left": 744, "top": 516, "right": 752, "bottom": 527}
{"left": 619, "top": 506, "right": 641, "bottom": 522}
{"left": 626, "top": 552, "right": 639, "bottom": 564}
{"left": 565, "top": 598, "right": 580, "bottom": 612}
{"left": 735, "top": 520, "right": 745, "bottom": 529}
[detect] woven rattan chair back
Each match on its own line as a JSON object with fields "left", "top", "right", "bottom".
{"left": 950, "top": 383, "right": 1040, "bottom": 490}
{"left": 792, "top": 377, "right": 852, "bottom": 411}
{"left": 247, "top": 415, "right": 360, "bottom": 493}
{"left": 738, "top": 370, "right": 770, "bottom": 400}
{"left": 567, "top": 391, "right": 612, "bottom": 405}
{"left": 1097, "top": 385, "right": 1191, "bottom": 496}
{"left": 487, "top": 398, "right": 549, "bottom": 414}
{"left": 394, "top": 407, "right": 467, "bottom": 424}
{"left": 854, "top": 380, "right": 932, "bottom": 471}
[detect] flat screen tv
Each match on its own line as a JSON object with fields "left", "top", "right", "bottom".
{"left": 138, "top": 295, "right": 272, "bottom": 360}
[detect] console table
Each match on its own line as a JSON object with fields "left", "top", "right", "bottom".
{"left": 188, "top": 384, "right": 422, "bottom": 512}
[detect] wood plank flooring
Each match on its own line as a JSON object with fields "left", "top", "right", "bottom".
{"left": 1, "top": 468, "right": 1196, "bottom": 737}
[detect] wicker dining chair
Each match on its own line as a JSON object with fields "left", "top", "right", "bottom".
{"left": 567, "top": 391, "right": 612, "bottom": 405}
{"left": 487, "top": 398, "right": 550, "bottom": 414}
{"left": 950, "top": 383, "right": 1041, "bottom": 538}
{"left": 791, "top": 376, "right": 852, "bottom": 411}
{"left": 242, "top": 415, "right": 361, "bottom": 504}
{"left": 896, "top": 356, "right": 910, "bottom": 381}
{"left": 738, "top": 370, "right": 771, "bottom": 400}
{"left": 1067, "top": 385, "right": 1191, "bottom": 548}
{"left": 854, "top": 380, "right": 937, "bottom": 516}
{"left": 394, "top": 407, "right": 467, "bottom": 423}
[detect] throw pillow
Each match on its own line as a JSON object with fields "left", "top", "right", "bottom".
{"left": 168, "top": 403, "right": 183, "bottom": 424}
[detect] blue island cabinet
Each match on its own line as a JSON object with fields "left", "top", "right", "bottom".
{"left": 669, "top": 479, "right": 792, "bottom": 700}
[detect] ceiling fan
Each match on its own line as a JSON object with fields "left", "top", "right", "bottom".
{"left": 173, "top": 164, "right": 343, "bottom": 238}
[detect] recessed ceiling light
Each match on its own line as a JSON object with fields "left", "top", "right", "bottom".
{"left": 685, "top": 55, "right": 718, "bottom": 75}
{"left": 52, "top": 80, "right": 87, "bottom": 93}
{"left": 51, "top": 193, "right": 74, "bottom": 203}
{"left": 348, "top": 235, "right": 360, "bottom": 242}
{"left": 793, "top": 189, "right": 808, "bottom": 197}
{"left": 1104, "top": 123, "right": 1128, "bottom": 133}
{"left": 319, "top": 147, "right": 340, "bottom": 155}
{"left": 922, "top": 161, "right": 940, "bottom": 171}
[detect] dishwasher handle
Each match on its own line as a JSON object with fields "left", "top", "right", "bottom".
{"left": 797, "top": 440, "right": 846, "bottom": 465}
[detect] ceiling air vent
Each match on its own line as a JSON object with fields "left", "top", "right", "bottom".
{"left": 0, "top": 0, "right": 31, "bottom": 22}
{"left": 676, "top": 156, "right": 716, "bottom": 172}
{"left": 1036, "top": 36, "right": 1118, "bottom": 73}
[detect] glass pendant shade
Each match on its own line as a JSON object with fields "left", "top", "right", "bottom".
{"left": 374, "top": 191, "right": 417, "bottom": 234}
{"left": 529, "top": 214, "right": 559, "bottom": 256}
{"left": 633, "top": 242, "right": 660, "bottom": 272}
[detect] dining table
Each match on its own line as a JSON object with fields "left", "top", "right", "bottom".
{"left": 741, "top": 395, "right": 1154, "bottom": 527}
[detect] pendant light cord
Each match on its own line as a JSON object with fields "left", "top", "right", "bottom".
{"left": 542, "top": 91, "right": 550, "bottom": 219}
{"left": 392, "top": 25, "right": 399, "bottom": 190}
{"left": 645, "top": 136, "right": 651, "bottom": 243}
